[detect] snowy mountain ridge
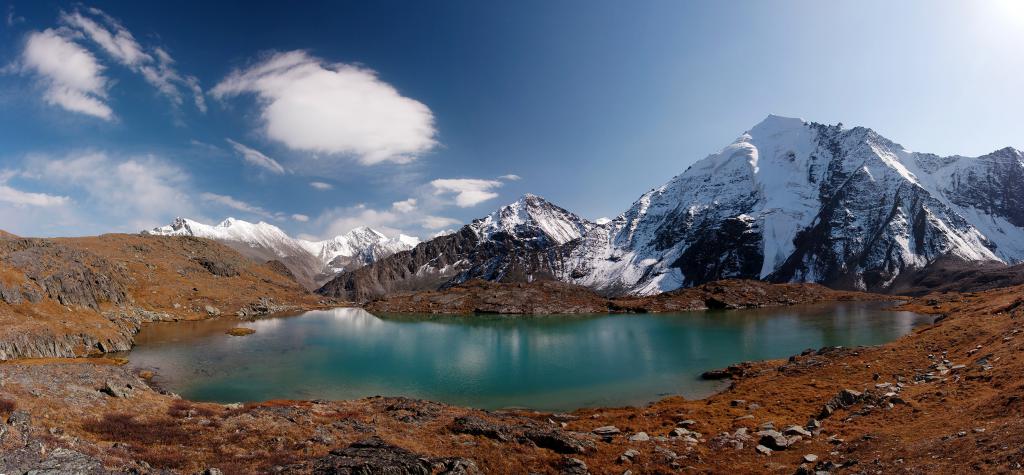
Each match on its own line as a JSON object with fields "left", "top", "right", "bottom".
{"left": 561, "top": 115, "right": 1023, "bottom": 294}
{"left": 144, "top": 217, "right": 419, "bottom": 289}
{"left": 318, "top": 115, "right": 1024, "bottom": 299}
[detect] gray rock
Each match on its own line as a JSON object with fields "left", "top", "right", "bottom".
{"left": 592, "top": 425, "right": 621, "bottom": 436}
{"left": 100, "top": 380, "right": 132, "bottom": 398}
{"left": 627, "top": 432, "right": 649, "bottom": 442}
{"left": 449, "top": 416, "right": 512, "bottom": 441}
{"left": 757, "top": 430, "right": 792, "bottom": 450}
{"left": 23, "top": 448, "right": 105, "bottom": 475}
{"left": 784, "top": 425, "right": 813, "bottom": 438}
{"left": 204, "top": 305, "right": 221, "bottom": 316}
{"left": 524, "top": 429, "right": 595, "bottom": 454}
{"left": 559, "top": 457, "right": 589, "bottom": 475}
{"left": 755, "top": 444, "right": 773, "bottom": 456}
{"left": 803, "top": 454, "right": 818, "bottom": 463}
{"left": 619, "top": 449, "right": 640, "bottom": 463}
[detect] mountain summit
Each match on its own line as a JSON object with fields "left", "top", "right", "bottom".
{"left": 144, "top": 218, "right": 418, "bottom": 289}
{"left": 318, "top": 116, "right": 1024, "bottom": 300}
{"left": 563, "top": 115, "right": 1022, "bottom": 293}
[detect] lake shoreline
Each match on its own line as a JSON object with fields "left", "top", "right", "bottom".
{"left": 2, "top": 286, "right": 1014, "bottom": 473}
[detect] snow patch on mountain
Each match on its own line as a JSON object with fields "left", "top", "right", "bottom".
{"left": 143, "top": 217, "right": 415, "bottom": 288}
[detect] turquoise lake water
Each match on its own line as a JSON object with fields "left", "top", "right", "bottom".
{"left": 124, "top": 302, "right": 928, "bottom": 411}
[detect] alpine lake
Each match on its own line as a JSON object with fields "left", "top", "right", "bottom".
{"left": 123, "top": 302, "right": 929, "bottom": 412}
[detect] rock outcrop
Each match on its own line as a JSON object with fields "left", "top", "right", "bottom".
{"left": 365, "top": 279, "right": 886, "bottom": 315}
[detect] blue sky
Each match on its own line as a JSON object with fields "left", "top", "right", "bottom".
{"left": 1, "top": 1, "right": 1022, "bottom": 239}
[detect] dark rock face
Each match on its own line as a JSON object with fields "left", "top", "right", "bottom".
{"left": 318, "top": 228, "right": 483, "bottom": 301}
{"left": 887, "top": 256, "right": 1024, "bottom": 295}
{"left": 317, "top": 195, "right": 593, "bottom": 302}
{"left": 946, "top": 147, "right": 1024, "bottom": 228}
{"left": 193, "top": 256, "right": 239, "bottom": 277}
{"left": 672, "top": 216, "right": 763, "bottom": 286}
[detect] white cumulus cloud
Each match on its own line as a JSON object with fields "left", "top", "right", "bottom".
{"left": 226, "top": 138, "right": 286, "bottom": 174}
{"left": 392, "top": 198, "right": 417, "bottom": 213}
{"left": 210, "top": 50, "right": 437, "bottom": 165}
{"left": 430, "top": 178, "right": 503, "bottom": 207}
{"left": 21, "top": 29, "right": 113, "bottom": 120}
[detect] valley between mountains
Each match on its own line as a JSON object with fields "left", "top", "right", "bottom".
{"left": 3, "top": 116, "right": 1024, "bottom": 474}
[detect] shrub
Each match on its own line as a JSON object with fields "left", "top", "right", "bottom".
{"left": 82, "top": 412, "right": 190, "bottom": 445}
{"left": 0, "top": 398, "right": 15, "bottom": 417}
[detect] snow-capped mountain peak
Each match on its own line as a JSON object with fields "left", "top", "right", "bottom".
{"left": 470, "top": 194, "right": 592, "bottom": 245}
{"left": 143, "top": 217, "right": 417, "bottom": 289}
{"left": 561, "top": 116, "right": 1022, "bottom": 294}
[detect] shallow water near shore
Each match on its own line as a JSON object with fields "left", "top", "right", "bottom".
{"left": 124, "top": 302, "right": 928, "bottom": 411}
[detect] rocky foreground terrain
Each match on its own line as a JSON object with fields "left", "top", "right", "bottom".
{"left": 3, "top": 281, "right": 1024, "bottom": 473}
{"left": 366, "top": 279, "right": 882, "bottom": 315}
{"left": 0, "top": 232, "right": 321, "bottom": 360}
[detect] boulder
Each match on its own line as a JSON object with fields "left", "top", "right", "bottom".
{"left": 628, "top": 432, "right": 649, "bottom": 442}
{"left": 757, "top": 430, "right": 792, "bottom": 450}
{"left": 448, "top": 416, "right": 511, "bottom": 441}
{"left": 524, "top": 429, "right": 594, "bottom": 454}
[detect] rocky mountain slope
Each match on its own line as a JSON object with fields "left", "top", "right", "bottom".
{"left": 564, "top": 115, "right": 1022, "bottom": 294}
{"left": 144, "top": 217, "right": 417, "bottom": 290}
{"left": 321, "top": 116, "right": 1024, "bottom": 298}
{"left": 0, "top": 231, "right": 318, "bottom": 360}
{"left": 317, "top": 194, "right": 592, "bottom": 301}
{"left": 365, "top": 279, "right": 881, "bottom": 315}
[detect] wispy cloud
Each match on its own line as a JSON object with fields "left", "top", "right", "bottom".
{"left": 59, "top": 7, "right": 205, "bottom": 113}
{"left": 7, "top": 5, "right": 25, "bottom": 27}
{"left": 310, "top": 181, "right": 333, "bottom": 190}
{"left": 200, "top": 192, "right": 279, "bottom": 220}
{"left": 211, "top": 50, "right": 437, "bottom": 165}
{"left": 23, "top": 151, "right": 199, "bottom": 231}
{"left": 0, "top": 170, "right": 69, "bottom": 207}
{"left": 226, "top": 138, "right": 286, "bottom": 174}
{"left": 499, "top": 174, "right": 521, "bottom": 181}
{"left": 421, "top": 215, "right": 461, "bottom": 230}
{"left": 430, "top": 178, "right": 503, "bottom": 207}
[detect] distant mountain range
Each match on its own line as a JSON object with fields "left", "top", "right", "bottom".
{"left": 143, "top": 217, "right": 418, "bottom": 289}
{"left": 317, "top": 115, "right": 1024, "bottom": 300}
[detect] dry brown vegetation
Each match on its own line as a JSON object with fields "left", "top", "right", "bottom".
{"left": 0, "top": 233, "right": 323, "bottom": 359}
{"left": 0, "top": 398, "right": 15, "bottom": 417}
